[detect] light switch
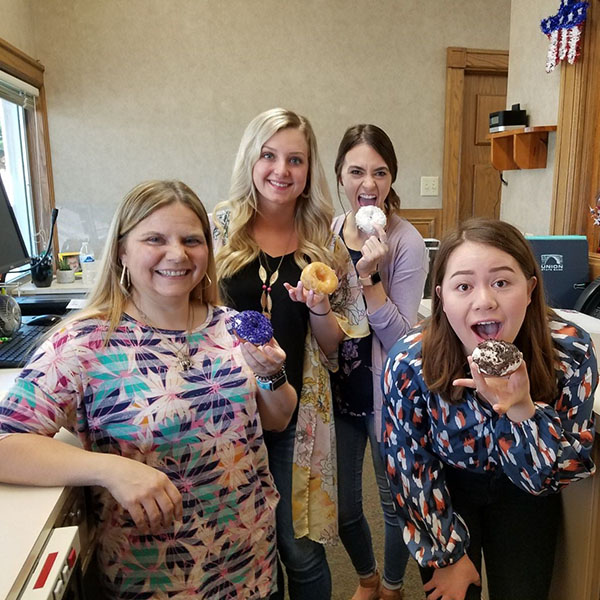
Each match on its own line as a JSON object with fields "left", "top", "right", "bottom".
{"left": 420, "top": 176, "right": 439, "bottom": 196}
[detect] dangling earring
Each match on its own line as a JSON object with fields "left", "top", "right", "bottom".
{"left": 120, "top": 265, "right": 130, "bottom": 290}
{"left": 203, "top": 274, "right": 213, "bottom": 289}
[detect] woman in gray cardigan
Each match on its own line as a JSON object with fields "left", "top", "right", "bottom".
{"left": 331, "top": 124, "right": 428, "bottom": 600}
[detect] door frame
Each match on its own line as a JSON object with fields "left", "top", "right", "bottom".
{"left": 551, "top": 0, "right": 600, "bottom": 280}
{"left": 441, "top": 47, "right": 509, "bottom": 234}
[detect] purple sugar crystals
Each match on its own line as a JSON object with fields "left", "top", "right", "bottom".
{"left": 233, "top": 310, "right": 273, "bottom": 345}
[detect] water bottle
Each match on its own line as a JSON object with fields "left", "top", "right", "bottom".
{"left": 79, "top": 241, "right": 97, "bottom": 287}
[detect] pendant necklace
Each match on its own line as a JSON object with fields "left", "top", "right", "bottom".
{"left": 257, "top": 226, "right": 295, "bottom": 319}
{"left": 258, "top": 251, "right": 287, "bottom": 319}
{"left": 131, "top": 299, "right": 194, "bottom": 372}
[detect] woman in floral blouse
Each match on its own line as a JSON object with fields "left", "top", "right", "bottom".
{"left": 382, "top": 218, "right": 597, "bottom": 600}
{"left": 0, "top": 180, "right": 297, "bottom": 599}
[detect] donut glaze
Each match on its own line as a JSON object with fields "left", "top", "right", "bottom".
{"left": 233, "top": 310, "right": 274, "bottom": 345}
{"left": 300, "top": 262, "right": 338, "bottom": 294}
{"left": 471, "top": 340, "right": 523, "bottom": 377}
{"left": 355, "top": 205, "right": 387, "bottom": 235}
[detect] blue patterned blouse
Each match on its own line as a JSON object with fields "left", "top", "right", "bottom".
{"left": 382, "top": 318, "right": 597, "bottom": 569}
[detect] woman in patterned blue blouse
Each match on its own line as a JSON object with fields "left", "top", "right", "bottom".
{"left": 382, "top": 218, "right": 597, "bottom": 600}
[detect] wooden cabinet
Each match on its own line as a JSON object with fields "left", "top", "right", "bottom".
{"left": 549, "top": 437, "right": 600, "bottom": 600}
{"left": 489, "top": 126, "right": 557, "bottom": 170}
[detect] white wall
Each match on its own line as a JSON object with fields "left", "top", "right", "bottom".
{"left": 2, "top": 0, "right": 511, "bottom": 253}
{"left": 500, "top": 0, "right": 561, "bottom": 234}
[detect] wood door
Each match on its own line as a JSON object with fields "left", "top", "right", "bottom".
{"left": 442, "top": 48, "right": 509, "bottom": 234}
{"left": 458, "top": 72, "right": 507, "bottom": 221}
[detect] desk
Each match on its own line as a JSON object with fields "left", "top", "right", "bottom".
{"left": 0, "top": 371, "right": 85, "bottom": 600}
{"left": 12, "top": 279, "right": 90, "bottom": 297}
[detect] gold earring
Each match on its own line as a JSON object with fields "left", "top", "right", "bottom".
{"left": 120, "top": 265, "right": 130, "bottom": 290}
{"left": 203, "top": 274, "right": 212, "bottom": 289}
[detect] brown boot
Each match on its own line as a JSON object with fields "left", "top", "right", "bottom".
{"left": 379, "top": 585, "right": 404, "bottom": 600}
{"left": 351, "top": 571, "right": 381, "bottom": 600}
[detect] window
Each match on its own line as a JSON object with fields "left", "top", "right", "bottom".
{"left": 0, "top": 37, "right": 55, "bottom": 282}
{"left": 0, "top": 74, "right": 38, "bottom": 260}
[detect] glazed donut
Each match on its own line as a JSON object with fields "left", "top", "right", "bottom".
{"left": 300, "top": 262, "right": 338, "bottom": 295}
{"left": 355, "top": 205, "right": 387, "bottom": 235}
{"left": 471, "top": 340, "right": 523, "bottom": 377}
{"left": 233, "top": 310, "right": 274, "bottom": 345}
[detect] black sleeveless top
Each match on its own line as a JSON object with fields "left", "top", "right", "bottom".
{"left": 220, "top": 252, "right": 308, "bottom": 401}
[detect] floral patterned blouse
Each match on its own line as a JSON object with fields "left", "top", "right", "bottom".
{"left": 0, "top": 305, "right": 278, "bottom": 600}
{"left": 382, "top": 318, "right": 597, "bottom": 569}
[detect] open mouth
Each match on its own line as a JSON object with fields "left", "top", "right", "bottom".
{"left": 358, "top": 194, "right": 377, "bottom": 207}
{"left": 472, "top": 321, "right": 501, "bottom": 340}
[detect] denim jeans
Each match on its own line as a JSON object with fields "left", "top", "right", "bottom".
{"left": 264, "top": 423, "right": 332, "bottom": 600}
{"left": 420, "top": 467, "right": 561, "bottom": 600}
{"left": 335, "top": 411, "right": 410, "bottom": 589}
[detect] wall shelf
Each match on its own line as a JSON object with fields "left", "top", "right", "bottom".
{"left": 489, "top": 126, "right": 557, "bottom": 170}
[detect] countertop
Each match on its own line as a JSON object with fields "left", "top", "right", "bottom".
{"left": 0, "top": 369, "right": 80, "bottom": 600}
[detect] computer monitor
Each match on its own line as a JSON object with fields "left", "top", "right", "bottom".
{"left": 0, "top": 175, "right": 30, "bottom": 277}
{"left": 526, "top": 235, "right": 589, "bottom": 309}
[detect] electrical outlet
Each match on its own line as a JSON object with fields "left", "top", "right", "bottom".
{"left": 420, "top": 176, "right": 439, "bottom": 196}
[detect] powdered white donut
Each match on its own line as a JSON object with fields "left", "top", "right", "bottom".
{"left": 355, "top": 205, "right": 387, "bottom": 235}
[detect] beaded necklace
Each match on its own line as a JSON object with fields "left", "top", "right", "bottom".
{"left": 131, "top": 299, "right": 194, "bottom": 372}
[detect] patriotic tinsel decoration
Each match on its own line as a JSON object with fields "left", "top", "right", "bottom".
{"left": 540, "top": 1, "right": 588, "bottom": 73}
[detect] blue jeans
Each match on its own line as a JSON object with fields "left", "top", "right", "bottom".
{"left": 264, "top": 423, "right": 332, "bottom": 600}
{"left": 335, "top": 411, "right": 409, "bottom": 588}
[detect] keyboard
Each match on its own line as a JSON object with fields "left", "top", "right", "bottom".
{"left": 0, "top": 323, "right": 52, "bottom": 368}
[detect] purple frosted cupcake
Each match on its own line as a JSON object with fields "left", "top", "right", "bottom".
{"left": 233, "top": 310, "right": 273, "bottom": 345}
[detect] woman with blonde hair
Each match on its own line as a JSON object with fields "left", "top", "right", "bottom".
{"left": 0, "top": 180, "right": 297, "bottom": 599}
{"left": 213, "top": 108, "right": 369, "bottom": 599}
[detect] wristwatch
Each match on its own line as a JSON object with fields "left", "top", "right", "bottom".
{"left": 358, "top": 271, "right": 382, "bottom": 287}
{"left": 255, "top": 366, "right": 288, "bottom": 391}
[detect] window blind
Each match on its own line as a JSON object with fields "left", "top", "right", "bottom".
{"left": 0, "top": 70, "right": 38, "bottom": 110}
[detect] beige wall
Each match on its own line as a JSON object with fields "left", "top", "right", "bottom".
{"left": 0, "top": 0, "right": 35, "bottom": 56}
{"left": 2, "top": 0, "right": 510, "bottom": 252}
{"left": 500, "top": 0, "right": 561, "bottom": 234}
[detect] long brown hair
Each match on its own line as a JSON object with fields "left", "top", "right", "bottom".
{"left": 422, "top": 218, "right": 558, "bottom": 404}
{"left": 334, "top": 124, "right": 401, "bottom": 216}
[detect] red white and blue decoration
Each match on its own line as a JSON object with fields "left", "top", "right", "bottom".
{"left": 540, "top": 1, "right": 588, "bottom": 72}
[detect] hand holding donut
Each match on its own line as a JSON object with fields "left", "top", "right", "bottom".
{"left": 453, "top": 356, "right": 535, "bottom": 422}
{"left": 284, "top": 280, "right": 330, "bottom": 313}
{"left": 356, "top": 222, "right": 388, "bottom": 278}
{"left": 240, "top": 337, "right": 286, "bottom": 378}
{"left": 284, "top": 261, "right": 338, "bottom": 312}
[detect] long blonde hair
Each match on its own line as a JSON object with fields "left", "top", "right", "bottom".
{"left": 214, "top": 108, "right": 341, "bottom": 278}
{"left": 66, "top": 180, "right": 219, "bottom": 336}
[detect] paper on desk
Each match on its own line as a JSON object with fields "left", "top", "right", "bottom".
{"left": 67, "top": 298, "right": 88, "bottom": 310}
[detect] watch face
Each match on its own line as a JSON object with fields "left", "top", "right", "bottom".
{"left": 359, "top": 272, "right": 380, "bottom": 286}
